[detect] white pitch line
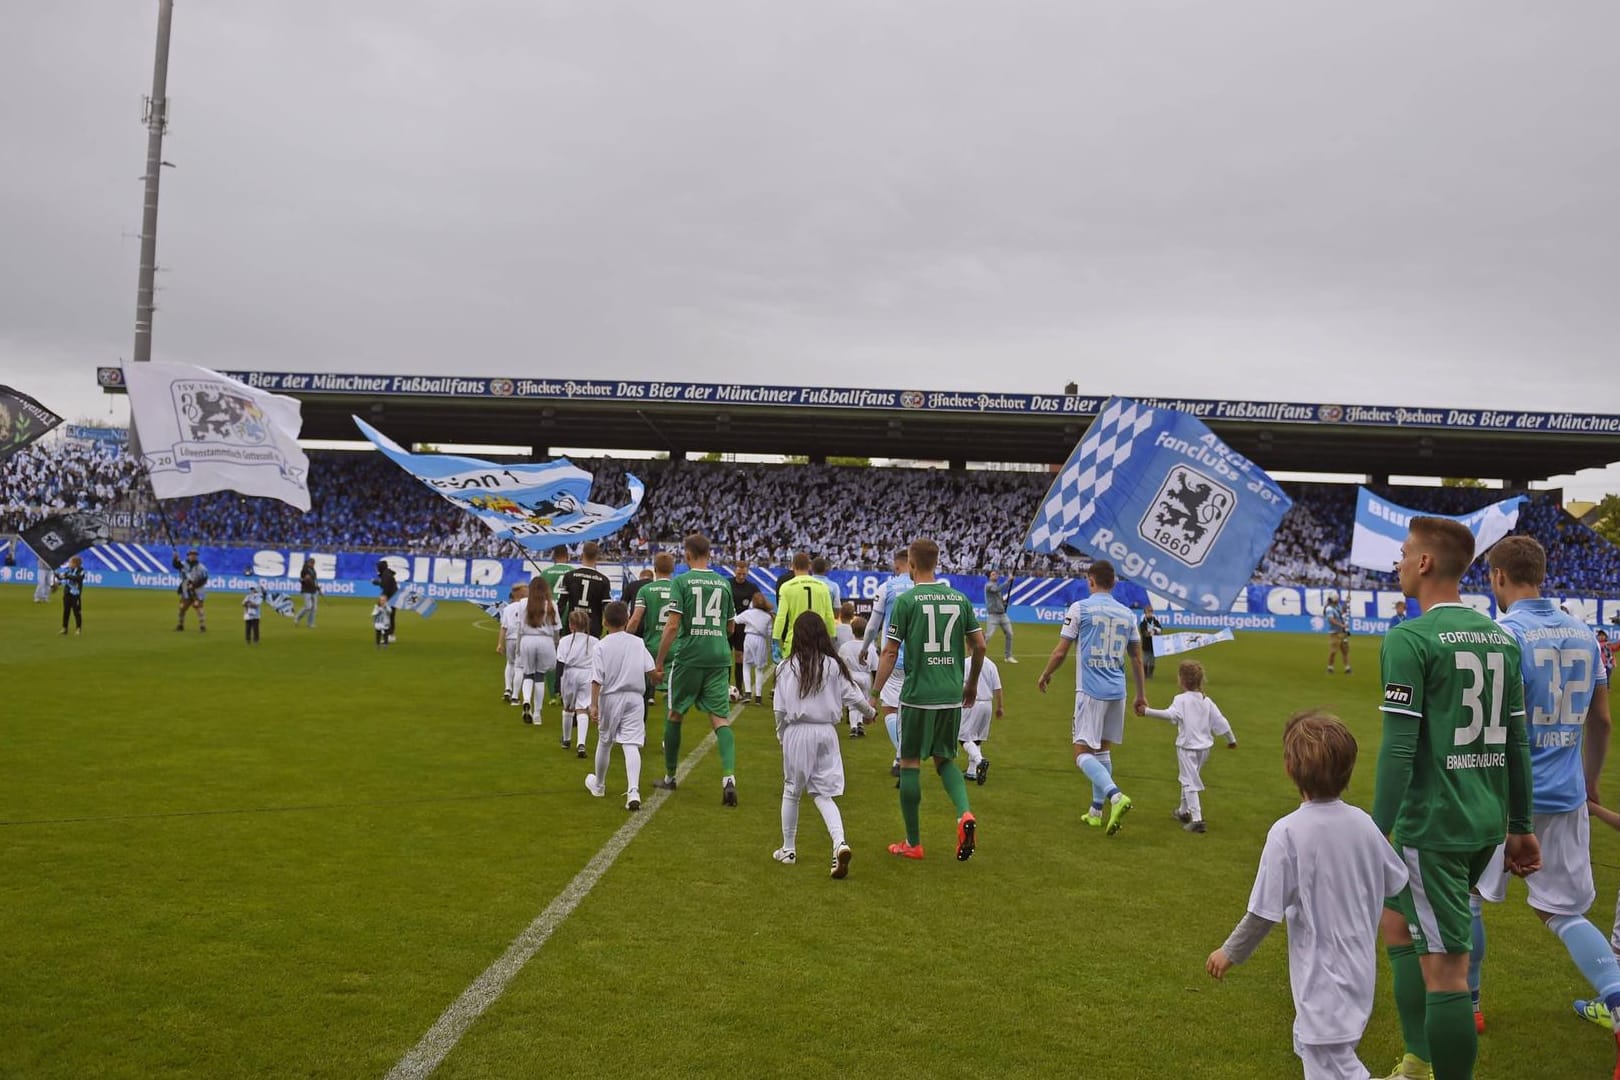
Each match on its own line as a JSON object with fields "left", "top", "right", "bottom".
{"left": 383, "top": 704, "right": 745, "bottom": 1080}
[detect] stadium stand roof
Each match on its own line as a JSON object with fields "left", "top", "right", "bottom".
{"left": 99, "top": 368, "right": 1620, "bottom": 482}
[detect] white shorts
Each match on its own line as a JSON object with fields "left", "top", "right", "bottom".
{"left": 518, "top": 636, "right": 556, "bottom": 677}
{"left": 880, "top": 669, "right": 903, "bottom": 710}
{"left": 560, "top": 668, "right": 594, "bottom": 712}
{"left": 1176, "top": 747, "right": 1210, "bottom": 793}
{"left": 1293, "top": 1035, "right": 1369, "bottom": 1080}
{"left": 781, "top": 724, "right": 845, "bottom": 798}
{"left": 1072, "top": 692, "right": 1126, "bottom": 748}
{"left": 1477, "top": 806, "right": 1594, "bottom": 915}
{"left": 960, "top": 701, "right": 993, "bottom": 742}
{"left": 599, "top": 690, "right": 646, "bottom": 746}
{"left": 847, "top": 671, "right": 872, "bottom": 700}
{"left": 744, "top": 635, "right": 770, "bottom": 668}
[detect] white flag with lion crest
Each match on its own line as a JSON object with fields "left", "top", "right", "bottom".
{"left": 124, "top": 362, "right": 311, "bottom": 511}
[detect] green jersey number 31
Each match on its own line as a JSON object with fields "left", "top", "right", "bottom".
{"left": 1455, "top": 652, "right": 1508, "bottom": 747}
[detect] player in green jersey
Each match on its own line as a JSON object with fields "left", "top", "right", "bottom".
{"left": 654, "top": 534, "right": 741, "bottom": 805}
{"left": 627, "top": 553, "right": 678, "bottom": 704}
{"left": 540, "top": 546, "right": 572, "bottom": 704}
{"left": 870, "top": 537, "right": 986, "bottom": 862}
{"left": 1373, "top": 517, "right": 1538, "bottom": 1080}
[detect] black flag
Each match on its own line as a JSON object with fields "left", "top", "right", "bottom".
{"left": 21, "top": 513, "right": 111, "bottom": 570}
{"left": 0, "top": 386, "right": 65, "bottom": 463}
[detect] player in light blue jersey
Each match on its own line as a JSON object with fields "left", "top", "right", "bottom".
{"left": 861, "top": 549, "right": 913, "bottom": 772}
{"left": 1469, "top": 538, "right": 1619, "bottom": 1063}
{"left": 1037, "top": 560, "right": 1147, "bottom": 835}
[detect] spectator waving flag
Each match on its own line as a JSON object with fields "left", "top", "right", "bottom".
{"left": 0, "top": 386, "right": 65, "bottom": 463}
{"left": 1025, "top": 397, "right": 1293, "bottom": 613}
{"left": 124, "top": 362, "right": 311, "bottom": 510}
{"left": 353, "top": 417, "right": 644, "bottom": 549}
{"left": 1348, "top": 487, "right": 1526, "bottom": 573}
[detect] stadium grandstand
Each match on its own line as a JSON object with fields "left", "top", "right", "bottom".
{"left": 6, "top": 432, "right": 1618, "bottom": 595}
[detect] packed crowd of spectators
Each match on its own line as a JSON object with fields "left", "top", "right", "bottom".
{"left": 3, "top": 438, "right": 1616, "bottom": 593}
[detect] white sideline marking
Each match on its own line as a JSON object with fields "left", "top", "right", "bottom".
{"left": 383, "top": 704, "right": 744, "bottom": 1080}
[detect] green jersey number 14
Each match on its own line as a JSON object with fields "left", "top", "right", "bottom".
{"left": 688, "top": 585, "right": 726, "bottom": 628}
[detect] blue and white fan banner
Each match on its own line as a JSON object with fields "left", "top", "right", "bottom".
{"left": 353, "top": 417, "right": 644, "bottom": 549}
{"left": 261, "top": 591, "right": 296, "bottom": 617}
{"left": 467, "top": 599, "right": 505, "bottom": 618}
{"left": 1024, "top": 397, "right": 1293, "bottom": 613}
{"left": 389, "top": 585, "right": 439, "bottom": 619}
{"left": 1152, "top": 628, "right": 1235, "bottom": 658}
{"left": 1348, "top": 488, "right": 1527, "bottom": 573}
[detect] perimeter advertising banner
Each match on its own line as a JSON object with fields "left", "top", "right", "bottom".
{"left": 5, "top": 541, "right": 1620, "bottom": 632}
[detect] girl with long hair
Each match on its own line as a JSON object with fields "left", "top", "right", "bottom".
{"left": 771, "top": 611, "right": 875, "bottom": 879}
{"left": 518, "top": 577, "right": 560, "bottom": 725}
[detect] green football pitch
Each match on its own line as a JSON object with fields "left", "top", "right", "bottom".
{"left": 3, "top": 586, "right": 1616, "bottom": 1078}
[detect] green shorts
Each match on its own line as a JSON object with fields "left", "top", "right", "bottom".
{"left": 899, "top": 706, "right": 961, "bottom": 762}
{"left": 1385, "top": 845, "right": 1497, "bottom": 954}
{"left": 668, "top": 662, "right": 730, "bottom": 719}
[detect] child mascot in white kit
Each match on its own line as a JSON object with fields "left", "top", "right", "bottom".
{"left": 1142, "top": 660, "right": 1237, "bottom": 833}
{"left": 1206, "top": 710, "right": 1408, "bottom": 1080}
{"left": 557, "top": 608, "right": 602, "bottom": 758}
{"left": 494, "top": 582, "right": 528, "bottom": 706}
{"left": 586, "top": 601, "right": 655, "bottom": 810}
{"left": 772, "top": 611, "right": 876, "bottom": 878}
{"left": 516, "top": 577, "right": 560, "bottom": 724}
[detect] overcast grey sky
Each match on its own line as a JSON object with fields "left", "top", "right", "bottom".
{"left": 3, "top": 1, "right": 1618, "bottom": 494}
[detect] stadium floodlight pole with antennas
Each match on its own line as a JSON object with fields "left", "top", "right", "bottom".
{"left": 131, "top": 0, "right": 175, "bottom": 365}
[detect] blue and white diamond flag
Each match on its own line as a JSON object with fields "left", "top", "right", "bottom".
{"left": 353, "top": 417, "right": 643, "bottom": 549}
{"left": 1025, "top": 397, "right": 1293, "bottom": 613}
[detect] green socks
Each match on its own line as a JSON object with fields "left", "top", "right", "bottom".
{"left": 937, "top": 760, "right": 972, "bottom": 816}
{"left": 663, "top": 718, "right": 682, "bottom": 775}
{"left": 715, "top": 725, "right": 736, "bottom": 774}
{"left": 1387, "top": 944, "right": 1432, "bottom": 1062}
{"left": 1425, "top": 990, "right": 1476, "bottom": 1080}
{"left": 898, "top": 768, "right": 922, "bottom": 845}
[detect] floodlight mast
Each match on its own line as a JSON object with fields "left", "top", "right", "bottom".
{"left": 132, "top": 0, "right": 175, "bottom": 364}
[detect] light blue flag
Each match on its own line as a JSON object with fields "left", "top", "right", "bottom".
{"left": 467, "top": 599, "right": 505, "bottom": 618}
{"left": 353, "top": 417, "right": 644, "bottom": 549}
{"left": 1025, "top": 397, "right": 1293, "bottom": 613}
{"left": 1348, "top": 487, "right": 1526, "bottom": 572}
{"left": 262, "top": 591, "right": 296, "bottom": 617}
{"left": 389, "top": 585, "right": 438, "bottom": 619}
{"left": 1152, "top": 627, "right": 1235, "bottom": 658}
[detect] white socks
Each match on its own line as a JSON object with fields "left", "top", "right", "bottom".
{"left": 813, "top": 794, "right": 845, "bottom": 848}
{"left": 1184, "top": 788, "right": 1203, "bottom": 822}
{"left": 782, "top": 788, "right": 845, "bottom": 851}
{"left": 504, "top": 660, "right": 515, "bottom": 696}
{"left": 780, "top": 787, "right": 801, "bottom": 850}
{"left": 622, "top": 745, "right": 642, "bottom": 794}
{"left": 521, "top": 678, "right": 534, "bottom": 707}
{"left": 962, "top": 740, "right": 984, "bottom": 769}
{"left": 574, "top": 712, "right": 589, "bottom": 748}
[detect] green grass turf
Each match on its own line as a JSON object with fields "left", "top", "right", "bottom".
{"left": 3, "top": 585, "right": 1616, "bottom": 1078}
